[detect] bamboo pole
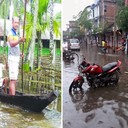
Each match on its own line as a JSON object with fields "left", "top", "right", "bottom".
{"left": 3, "top": 0, "right": 6, "bottom": 54}
{"left": 21, "top": 0, "right": 27, "bottom": 92}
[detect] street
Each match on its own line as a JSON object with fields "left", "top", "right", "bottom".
{"left": 63, "top": 43, "right": 128, "bottom": 128}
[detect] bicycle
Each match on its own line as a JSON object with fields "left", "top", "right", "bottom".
{"left": 63, "top": 49, "right": 79, "bottom": 63}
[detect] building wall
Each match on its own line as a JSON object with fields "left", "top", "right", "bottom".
{"left": 68, "top": 21, "right": 79, "bottom": 33}
{"left": 99, "top": 0, "right": 117, "bottom": 24}
{"left": 89, "top": 0, "right": 117, "bottom": 28}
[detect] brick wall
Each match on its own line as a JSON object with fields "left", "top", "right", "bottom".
{"left": 99, "top": 0, "right": 117, "bottom": 24}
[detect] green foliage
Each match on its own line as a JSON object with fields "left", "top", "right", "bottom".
{"left": 9, "top": 0, "right": 61, "bottom": 70}
{"left": 53, "top": 19, "right": 61, "bottom": 38}
{"left": 69, "top": 28, "right": 81, "bottom": 38}
{"left": 24, "top": 0, "right": 61, "bottom": 53}
{"left": 0, "top": 46, "right": 8, "bottom": 55}
{"left": 116, "top": 0, "right": 124, "bottom": 7}
{"left": 0, "top": 0, "right": 10, "bottom": 19}
{"left": 12, "top": 0, "right": 24, "bottom": 17}
{"left": 77, "top": 9, "right": 92, "bottom": 30}
{"left": 23, "top": 61, "right": 30, "bottom": 72}
{"left": 41, "top": 48, "right": 60, "bottom": 56}
{"left": 38, "top": 0, "right": 49, "bottom": 24}
{"left": 116, "top": 6, "right": 128, "bottom": 32}
{"left": 56, "top": 48, "right": 60, "bottom": 55}
{"left": 41, "top": 48, "right": 50, "bottom": 56}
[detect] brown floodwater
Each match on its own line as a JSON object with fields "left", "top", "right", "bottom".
{"left": 0, "top": 53, "right": 61, "bottom": 128}
{"left": 0, "top": 99, "right": 61, "bottom": 128}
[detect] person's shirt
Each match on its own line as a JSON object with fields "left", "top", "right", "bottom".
{"left": 0, "top": 63, "right": 5, "bottom": 79}
{"left": 102, "top": 41, "right": 105, "bottom": 47}
{"left": 7, "top": 28, "right": 20, "bottom": 62}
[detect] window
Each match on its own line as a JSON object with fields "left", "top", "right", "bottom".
{"left": 104, "top": 5, "right": 107, "bottom": 12}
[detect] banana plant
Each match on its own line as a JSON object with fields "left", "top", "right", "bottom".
{"left": 11, "top": 0, "right": 61, "bottom": 70}
{"left": 25, "top": 0, "right": 61, "bottom": 69}
{"left": 49, "top": 0, "right": 61, "bottom": 64}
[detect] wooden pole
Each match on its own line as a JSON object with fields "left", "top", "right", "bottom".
{"left": 21, "top": 0, "right": 27, "bottom": 92}
{"left": 3, "top": 0, "right": 7, "bottom": 54}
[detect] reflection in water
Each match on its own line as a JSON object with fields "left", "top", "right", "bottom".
{"left": 0, "top": 102, "right": 61, "bottom": 128}
{"left": 43, "top": 109, "right": 61, "bottom": 128}
{"left": 69, "top": 86, "right": 128, "bottom": 128}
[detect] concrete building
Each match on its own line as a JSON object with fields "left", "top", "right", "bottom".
{"left": 87, "top": 0, "right": 118, "bottom": 47}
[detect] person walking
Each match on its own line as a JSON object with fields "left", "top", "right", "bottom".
{"left": 101, "top": 40, "right": 107, "bottom": 53}
{"left": 7, "top": 17, "right": 25, "bottom": 95}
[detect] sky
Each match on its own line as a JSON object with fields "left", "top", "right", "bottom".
{"left": 62, "top": 0, "right": 95, "bottom": 30}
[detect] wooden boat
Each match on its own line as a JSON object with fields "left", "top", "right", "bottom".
{"left": 0, "top": 88, "right": 58, "bottom": 112}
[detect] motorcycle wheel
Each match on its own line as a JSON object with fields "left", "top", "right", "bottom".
{"left": 69, "top": 80, "right": 83, "bottom": 93}
{"left": 69, "top": 88, "right": 84, "bottom": 102}
{"left": 108, "top": 70, "right": 119, "bottom": 85}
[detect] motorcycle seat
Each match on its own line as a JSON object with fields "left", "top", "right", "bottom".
{"left": 102, "top": 62, "right": 117, "bottom": 72}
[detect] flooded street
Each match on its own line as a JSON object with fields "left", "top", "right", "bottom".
{"left": 63, "top": 44, "right": 128, "bottom": 128}
{"left": 0, "top": 99, "right": 61, "bottom": 128}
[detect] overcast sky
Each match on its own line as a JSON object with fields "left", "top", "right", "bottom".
{"left": 62, "top": 0, "right": 95, "bottom": 30}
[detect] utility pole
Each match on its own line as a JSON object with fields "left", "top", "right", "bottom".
{"left": 126, "top": 34, "right": 128, "bottom": 55}
{"left": 113, "top": 0, "right": 117, "bottom": 53}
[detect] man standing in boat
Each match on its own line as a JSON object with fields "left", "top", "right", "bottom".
{"left": 7, "top": 17, "right": 25, "bottom": 95}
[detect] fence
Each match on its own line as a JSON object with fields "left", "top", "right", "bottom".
{"left": 17, "top": 65, "right": 61, "bottom": 95}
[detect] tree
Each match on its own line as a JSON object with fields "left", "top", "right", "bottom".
{"left": 116, "top": 0, "right": 124, "bottom": 7}
{"left": 29, "top": 0, "right": 39, "bottom": 70}
{"left": 0, "top": 0, "right": 10, "bottom": 19}
{"left": 11, "top": 0, "right": 61, "bottom": 69}
{"left": 49, "top": 0, "right": 61, "bottom": 64}
{"left": 77, "top": 9, "right": 92, "bottom": 30}
{"left": 76, "top": 8, "right": 92, "bottom": 43}
{"left": 116, "top": 6, "right": 128, "bottom": 32}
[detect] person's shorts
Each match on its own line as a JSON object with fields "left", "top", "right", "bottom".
{"left": 8, "top": 60, "right": 19, "bottom": 80}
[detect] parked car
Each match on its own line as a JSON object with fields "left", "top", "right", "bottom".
{"left": 69, "top": 38, "right": 80, "bottom": 50}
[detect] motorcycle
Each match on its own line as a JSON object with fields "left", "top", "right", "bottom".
{"left": 69, "top": 59, "right": 122, "bottom": 93}
{"left": 63, "top": 49, "right": 79, "bottom": 62}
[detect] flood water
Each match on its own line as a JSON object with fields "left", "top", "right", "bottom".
{"left": 63, "top": 44, "right": 128, "bottom": 128}
{"left": 0, "top": 100, "right": 61, "bottom": 128}
{"left": 0, "top": 54, "right": 61, "bottom": 127}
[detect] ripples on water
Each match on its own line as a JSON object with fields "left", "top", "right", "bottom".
{"left": 69, "top": 86, "right": 128, "bottom": 128}
{"left": 0, "top": 103, "right": 61, "bottom": 128}
{"left": 63, "top": 48, "right": 128, "bottom": 128}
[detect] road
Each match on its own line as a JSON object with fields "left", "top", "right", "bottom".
{"left": 63, "top": 44, "right": 128, "bottom": 128}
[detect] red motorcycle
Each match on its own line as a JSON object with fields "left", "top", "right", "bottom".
{"left": 69, "top": 59, "right": 122, "bottom": 93}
